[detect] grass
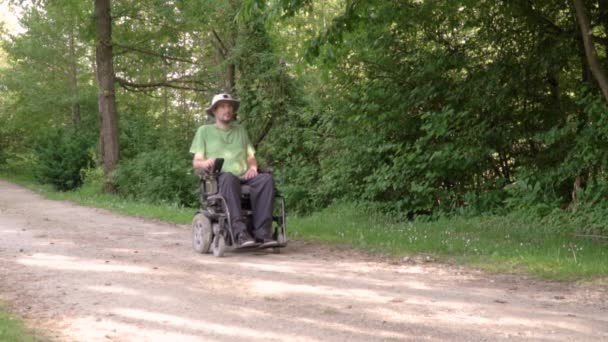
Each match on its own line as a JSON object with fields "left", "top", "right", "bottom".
{"left": 0, "top": 303, "right": 43, "bottom": 342}
{"left": 288, "top": 203, "right": 608, "bottom": 280}
{"left": 1, "top": 172, "right": 607, "bottom": 280}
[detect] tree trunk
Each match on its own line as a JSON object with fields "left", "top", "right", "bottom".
{"left": 68, "top": 27, "right": 81, "bottom": 126}
{"left": 577, "top": 36, "right": 591, "bottom": 83}
{"left": 162, "top": 65, "right": 169, "bottom": 132}
{"left": 95, "top": 0, "right": 120, "bottom": 181}
{"left": 322, "top": 0, "right": 326, "bottom": 30}
{"left": 162, "top": 86, "right": 168, "bottom": 128}
{"left": 226, "top": 63, "right": 235, "bottom": 94}
{"left": 547, "top": 71, "right": 562, "bottom": 116}
{"left": 573, "top": 0, "right": 608, "bottom": 103}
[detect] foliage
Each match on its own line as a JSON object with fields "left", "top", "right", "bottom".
{"left": 560, "top": 179, "right": 608, "bottom": 236}
{"left": 112, "top": 149, "right": 198, "bottom": 207}
{"left": 0, "top": 0, "right": 98, "bottom": 162}
{"left": 3, "top": 0, "right": 608, "bottom": 221}
{"left": 266, "top": 0, "right": 608, "bottom": 217}
{"left": 32, "top": 128, "right": 94, "bottom": 191}
{"left": 0, "top": 303, "right": 40, "bottom": 342}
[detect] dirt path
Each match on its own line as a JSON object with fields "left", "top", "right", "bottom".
{"left": 0, "top": 180, "right": 607, "bottom": 341}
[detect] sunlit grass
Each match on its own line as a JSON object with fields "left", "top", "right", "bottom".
{"left": 289, "top": 203, "right": 608, "bottom": 280}
{"left": 0, "top": 303, "right": 43, "bottom": 342}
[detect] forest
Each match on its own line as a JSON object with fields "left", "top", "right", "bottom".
{"left": 2, "top": 0, "right": 608, "bottom": 237}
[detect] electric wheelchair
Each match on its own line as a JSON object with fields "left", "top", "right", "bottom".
{"left": 192, "top": 158, "right": 287, "bottom": 257}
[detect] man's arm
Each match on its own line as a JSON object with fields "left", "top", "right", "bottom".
{"left": 243, "top": 155, "right": 258, "bottom": 180}
{"left": 193, "top": 152, "right": 215, "bottom": 171}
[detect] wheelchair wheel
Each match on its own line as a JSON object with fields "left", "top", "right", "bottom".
{"left": 192, "top": 213, "right": 212, "bottom": 254}
{"left": 212, "top": 233, "right": 226, "bottom": 257}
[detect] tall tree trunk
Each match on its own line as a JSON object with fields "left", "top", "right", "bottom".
{"left": 577, "top": 36, "right": 591, "bottom": 83}
{"left": 227, "top": 63, "right": 235, "bottom": 94}
{"left": 211, "top": 30, "right": 236, "bottom": 94}
{"left": 162, "top": 86, "right": 169, "bottom": 128}
{"left": 68, "top": 27, "right": 81, "bottom": 126}
{"left": 95, "top": 0, "right": 120, "bottom": 181}
{"left": 547, "top": 70, "right": 562, "bottom": 116}
{"left": 162, "top": 64, "right": 169, "bottom": 132}
{"left": 322, "top": 0, "right": 326, "bottom": 30}
{"left": 573, "top": 0, "right": 608, "bottom": 103}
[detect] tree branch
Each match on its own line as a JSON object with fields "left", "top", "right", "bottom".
{"left": 510, "top": 0, "right": 564, "bottom": 36}
{"left": 116, "top": 75, "right": 208, "bottom": 92}
{"left": 211, "top": 30, "right": 228, "bottom": 59}
{"left": 253, "top": 117, "right": 274, "bottom": 149}
{"left": 113, "top": 42, "right": 197, "bottom": 64}
{"left": 509, "top": 1, "right": 608, "bottom": 49}
{"left": 573, "top": 0, "right": 608, "bottom": 103}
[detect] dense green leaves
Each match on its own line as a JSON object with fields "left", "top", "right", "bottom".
{"left": 113, "top": 149, "right": 198, "bottom": 206}
{"left": 272, "top": 0, "right": 608, "bottom": 217}
{"left": 32, "top": 128, "right": 94, "bottom": 191}
{"left": 2, "top": 0, "right": 608, "bottom": 223}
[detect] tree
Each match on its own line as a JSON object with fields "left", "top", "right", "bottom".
{"left": 95, "top": 0, "right": 120, "bottom": 180}
{"left": 0, "top": 1, "right": 98, "bottom": 152}
{"left": 573, "top": 0, "right": 608, "bottom": 103}
{"left": 5, "top": 0, "right": 608, "bottom": 215}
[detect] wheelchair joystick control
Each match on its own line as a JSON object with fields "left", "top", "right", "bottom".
{"left": 213, "top": 158, "right": 224, "bottom": 174}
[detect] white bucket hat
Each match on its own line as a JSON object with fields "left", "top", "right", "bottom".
{"left": 205, "top": 93, "right": 240, "bottom": 116}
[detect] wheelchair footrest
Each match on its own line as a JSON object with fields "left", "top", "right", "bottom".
{"left": 235, "top": 242, "right": 261, "bottom": 249}
{"left": 258, "top": 241, "right": 288, "bottom": 249}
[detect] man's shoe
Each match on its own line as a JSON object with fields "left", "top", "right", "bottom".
{"left": 258, "top": 238, "right": 279, "bottom": 248}
{"left": 236, "top": 232, "right": 257, "bottom": 248}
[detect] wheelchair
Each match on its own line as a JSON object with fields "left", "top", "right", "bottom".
{"left": 191, "top": 158, "right": 287, "bottom": 257}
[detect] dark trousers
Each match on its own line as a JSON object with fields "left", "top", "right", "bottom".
{"left": 218, "top": 172, "right": 275, "bottom": 239}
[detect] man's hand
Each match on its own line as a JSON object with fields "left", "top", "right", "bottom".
{"left": 244, "top": 166, "right": 258, "bottom": 180}
{"left": 193, "top": 153, "right": 215, "bottom": 172}
{"left": 201, "top": 158, "right": 216, "bottom": 171}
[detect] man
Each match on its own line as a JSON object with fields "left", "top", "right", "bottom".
{"left": 190, "top": 93, "right": 278, "bottom": 248}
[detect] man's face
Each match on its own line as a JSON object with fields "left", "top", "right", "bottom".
{"left": 214, "top": 102, "right": 235, "bottom": 123}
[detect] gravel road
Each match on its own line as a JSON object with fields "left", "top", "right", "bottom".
{"left": 0, "top": 180, "right": 607, "bottom": 341}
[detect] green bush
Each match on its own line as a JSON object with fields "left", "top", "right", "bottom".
{"left": 32, "top": 128, "right": 94, "bottom": 191}
{"left": 113, "top": 149, "right": 198, "bottom": 207}
{"left": 561, "top": 179, "right": 608, "bottom": 235}
{"left": 503, "top": 179, "right": 563, "bottom": 216}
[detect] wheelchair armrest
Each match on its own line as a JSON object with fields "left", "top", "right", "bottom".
{"left": 258, "top": 166, "right": 273, "bottom": 174}
{"left": 194, "top": 167, "right": 207, "bottom": 178}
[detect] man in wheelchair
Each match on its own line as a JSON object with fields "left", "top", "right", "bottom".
{"left": 190, "top": 93, "right": 281, "bottom": 252}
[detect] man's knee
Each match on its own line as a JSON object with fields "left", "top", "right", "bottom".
{"left": 256, "top": 173, "right": 273, "bottom": 185}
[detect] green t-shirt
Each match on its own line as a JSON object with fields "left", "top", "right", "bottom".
{"left": 189, "top": 123, "right": 255, "bottom": 177}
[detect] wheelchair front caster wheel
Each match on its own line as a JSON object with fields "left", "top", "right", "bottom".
{"left": 192, "top": 213, "right": 212, "bottom": 254}
{"left": 212, "top": 234, "right": 226, "bottom": 257}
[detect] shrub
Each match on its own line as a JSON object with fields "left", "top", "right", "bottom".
{"left": 503, "top": 179, "right": 562, "bottom": 217}
{"left": 32, "top": 128, "right": 94, "bottom": 191}
{"left": 113, "top": 149, "right": 198, "bottom": 207}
